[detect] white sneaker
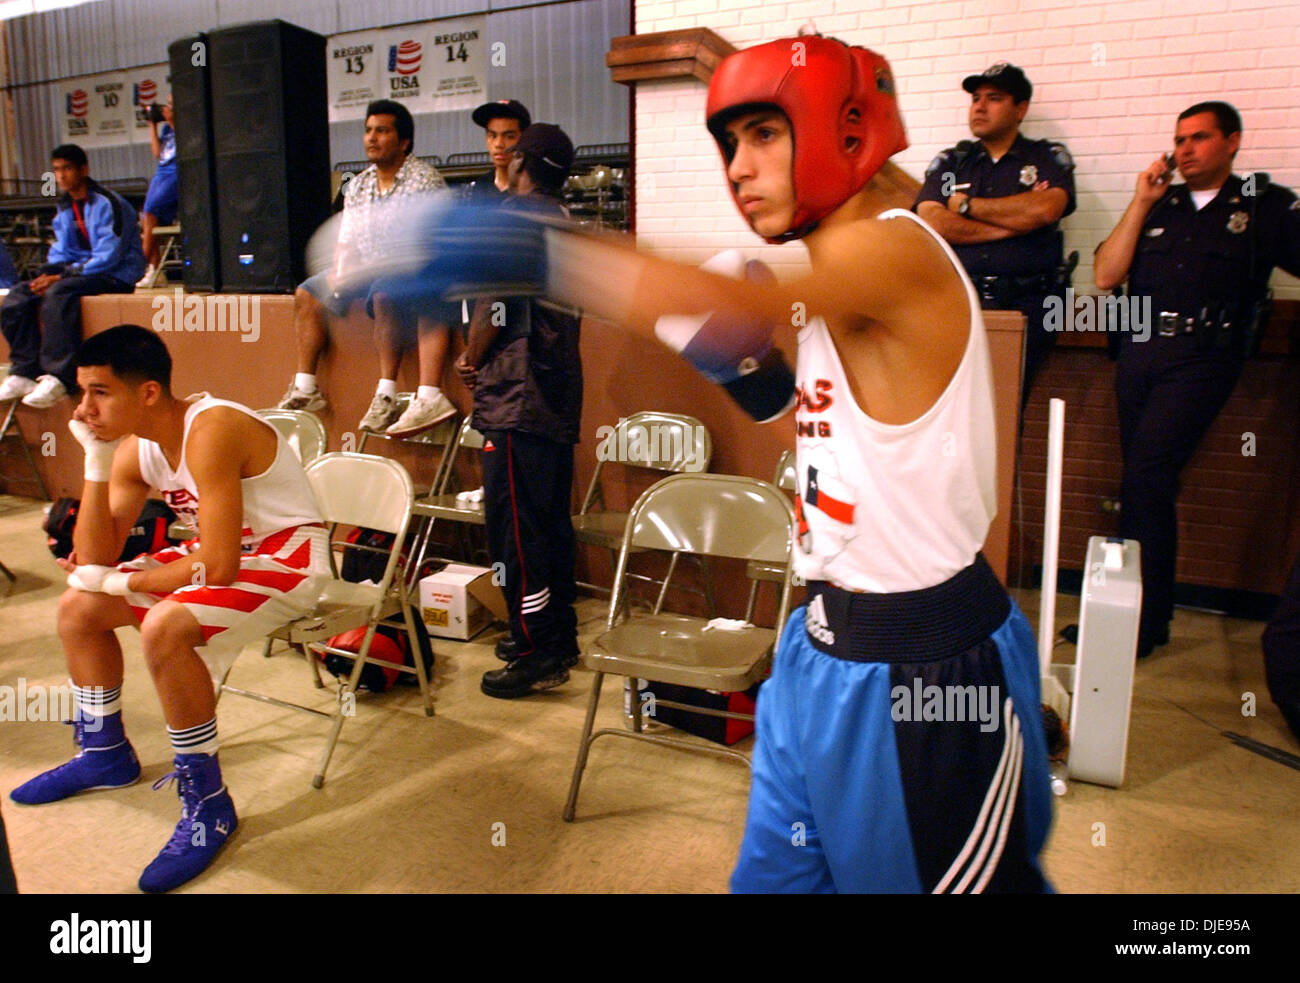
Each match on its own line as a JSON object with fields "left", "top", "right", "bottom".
{"left": 358, "top": 392, "right": 401, "bottom": 433}
{"left": 278, "top": 383, "right": 327, "bottom": 412}
{"left": 0, "top": 373, "right": 37, "bottom": 402}
{"left": 21, "top": 375, "right": 67, "bottom": 408}
{"left": 136, "top": 265, "right": 157, "bottom": 288}
{"left": 386, "top": 391, "right": 456, "bottom": 438}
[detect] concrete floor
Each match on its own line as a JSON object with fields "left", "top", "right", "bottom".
{"left": 0, "top": 493, "right": 1296, "bottom": 893}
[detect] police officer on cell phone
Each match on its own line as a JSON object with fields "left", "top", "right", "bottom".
{"left": 1094, "top": 101, "right": 1300, "bottom": 660}
{"left": 914, "top": 63, "right": 1077, "bottom": 409}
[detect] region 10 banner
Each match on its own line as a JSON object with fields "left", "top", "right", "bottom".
{"left": 55, "top": 63, "right": 169, "bottom": 150}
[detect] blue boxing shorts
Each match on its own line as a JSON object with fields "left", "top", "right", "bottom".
{"left": 142, "top": 161, "right": 178, "bottom": 224}
{"left": 731, "top": 554, "right": 1054, "bottom": 893}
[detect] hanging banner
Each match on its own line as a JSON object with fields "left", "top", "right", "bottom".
{"left": 126, "top": 63, "right": 171, "bottom": 139}
{"left": 56, "top": 71, "right": 133, "bottom": 149}
{"left": 421, "top": 15, "right": 487, "bottom": 112}
{"left": 327, "top": 28, "right": 383, "bottom": 122}
{"left": 327, "top": 14, "right": 487, "bottom": 123}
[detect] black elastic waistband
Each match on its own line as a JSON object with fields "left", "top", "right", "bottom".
{"left": 803, "top": 553, "right": 1011, "bottom": 664}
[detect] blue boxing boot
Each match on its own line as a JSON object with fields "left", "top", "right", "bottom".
{"left": 10, "top": 705, "right": 141, "bottom": 805}
{"left": 138, "top": 753, "right": 237, "bottom": 893}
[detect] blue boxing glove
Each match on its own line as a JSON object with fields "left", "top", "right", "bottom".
{"left": 653, "top": 251, "right": 796, "bottom": 423}
{"left": 329, "top": 195, "right": 552, "bottom": 307}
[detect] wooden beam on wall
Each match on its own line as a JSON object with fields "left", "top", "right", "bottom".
{"left": 606, "top": 28, "right": 736, "bottom": 85}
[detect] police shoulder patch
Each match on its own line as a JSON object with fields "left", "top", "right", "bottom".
{"left": 1049, "top": 142, "right": 1074, "bottom": 169}
{"left": 925, "top": 151, "right": 951, "bottom": 177}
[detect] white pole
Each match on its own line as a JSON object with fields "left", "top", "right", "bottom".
{"left": 1039, "top": 397, "right": 1065, "bottom": 680}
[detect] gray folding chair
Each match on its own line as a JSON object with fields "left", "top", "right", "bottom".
{"left": 256, "top": 407, "right": 328, "bottom": 465}
{"left": 563, "top": 473, "right": 795, "bottom": 821}
{"left": 745, "top": 448, "right": 798, "bottom": 621}
{"left": 573, "top": 411, "right": 714, "bottom": 613}
{"left": 217, "top": 452, "right": 432, "bottom": 789}
{"left": 0, "top": 363, "right": 49, "bottom": 500}
{"left": 405, "top": 415, "right": 488, "bottom": 586}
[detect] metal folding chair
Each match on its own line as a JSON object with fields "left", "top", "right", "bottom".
{"left": 572, "top": 411, "right": 714, "bottom": 613}
{"left": 563, "top": 473, "right": 795, "bottom": 821}
{"left": 745, "top": 448, "right": 797, "bottom": 621}
{"left": 0, "top": 364, "right": 49, "bottom": 500}
{"left": 256, "top": 407, "right": 328, "bottom": 465}
{"left": 217, "top": 452, "right": 432, "bottom": 789}
{"left": 405, "top": 416, "right": 488, "bottom": 587}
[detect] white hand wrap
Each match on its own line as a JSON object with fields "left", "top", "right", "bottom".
{"left": 67, "top": 565, "right": 132, "bottom": 595}
{"left": 68, "top": 418, "right": 122, "bottom": 483}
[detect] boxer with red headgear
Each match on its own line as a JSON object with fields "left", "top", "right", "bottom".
{"left": 324, "top": 33, "right": 1054, "bottom": 892}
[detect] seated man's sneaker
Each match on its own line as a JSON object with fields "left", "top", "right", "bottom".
{"left": 22, "top": 375, "right": 67, "bottom": 408}
{"left": 358, "top": 392, "right": 400, "bottom": 433}
{"left": 138, "top": 754, "right": 238, "bottom": 894}
{"left": 0, "top": 373, "right": 37, "bottom": 402}
{"left": 136, "top": 265, "right": 157, "bottom": 288}
{"left": 278, "top": 383, "right": 327, "bottom": 412}
{"left": 481, "top": 653, "right": 571, "bottom": 699}
{"left": 386, "top": 391, "right": 456, "bottom": 438}
{"left": 10, "top": 720, "right": 141, "bottom": 805}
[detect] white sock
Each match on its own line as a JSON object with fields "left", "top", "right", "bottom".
{"left": 417, "top": 385, "right": 440, "bottom": 401}
{"left": 375, "top": 378, "right": 397, "bottom": 398}
{"left": 295, "top": 373, "right": 318, "bottom": 393}
{"left": 169, "top": 717, "right": 219, "bottom": 757}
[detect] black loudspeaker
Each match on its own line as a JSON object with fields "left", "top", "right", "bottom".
{"left": 207, "top": 20, "right": 330, "bottom": 292}
{"left": 168, "top": 34, "right": 220, "bottom": 291}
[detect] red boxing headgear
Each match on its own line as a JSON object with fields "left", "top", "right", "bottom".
{"left": 706, "top": 35, "right": 908, "bottom": 243}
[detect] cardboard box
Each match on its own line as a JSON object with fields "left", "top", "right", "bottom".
{"left": 418, "top": 563, "right": 509, "bottom": 641}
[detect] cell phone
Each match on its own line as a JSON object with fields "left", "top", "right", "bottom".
{"left": 1162, "top": 151, "right": 1175, "bottom": 175}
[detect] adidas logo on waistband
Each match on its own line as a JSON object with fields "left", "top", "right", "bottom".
{"left": 805, "top": 594, "right": 836, "bottom": 646}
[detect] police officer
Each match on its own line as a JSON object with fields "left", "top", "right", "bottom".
{"left": 914, "top": 63, "right": 1076, "bottom": 407}
{"left": 1095, "top": 101, "right": 1300, "bottom": 660}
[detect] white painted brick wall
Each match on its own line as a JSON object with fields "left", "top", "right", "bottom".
{"left": 632, "top": 0, "right": 1300, "bottom": 297}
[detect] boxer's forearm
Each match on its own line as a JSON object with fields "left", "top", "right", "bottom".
{"left": 545, "top": 230, "right": 795, "bottom": 336}
{"left": 72, "top": 482, "right": 125, "bottom": 566}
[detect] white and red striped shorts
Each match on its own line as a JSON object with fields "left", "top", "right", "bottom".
{"left": 117, "top": 524, "right": 329, "bottom": 675}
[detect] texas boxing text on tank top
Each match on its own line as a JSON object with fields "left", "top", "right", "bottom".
{"left": 792, "top": 208, "right": 997, "bottom": 593}
{"left": 136, "top": 394, "right": 323, "bottom": 548}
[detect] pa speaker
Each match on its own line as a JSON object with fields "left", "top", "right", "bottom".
{"left": 168, "top": 34, "right": 220, "bottom": 292}
{"left": 207, "top": 20, "right": 330, "bottom": 292}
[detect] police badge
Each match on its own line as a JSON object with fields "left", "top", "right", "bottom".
{"left": 1020, "top": 164, "right": 1038, "bottom": 186}
{"left": 1227, "top": 211, "right": 1249, "bottom": 234}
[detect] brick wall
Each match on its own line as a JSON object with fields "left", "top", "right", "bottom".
{"left": 632, "top": 0, "right": 1300, "bottom": 298}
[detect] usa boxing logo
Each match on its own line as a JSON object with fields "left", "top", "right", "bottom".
{"left": 388, "top": 39, "right": 422, "bottom": 96}
{"left": 135, "top": 79, "right": 156, "bottom": 106}
{"left": 392, "top": 39, "right": 421, "bottom": 74}
{"left": 67, "top": 89, "right": 88, "bottom": 117}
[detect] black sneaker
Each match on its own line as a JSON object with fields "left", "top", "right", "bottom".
{"left": 481, "top": 655, "right": 570, "bottom": 699}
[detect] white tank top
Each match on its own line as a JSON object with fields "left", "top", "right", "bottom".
{"left": 791, "top": 208, "right": 997, "bottom": 593}
{"left": 137, "top": 393, "right": 323, "bottom": 547}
